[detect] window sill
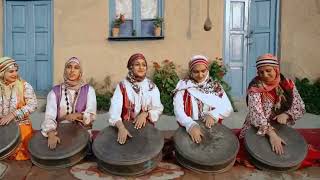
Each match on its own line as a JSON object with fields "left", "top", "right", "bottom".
{"left": 108, "top": 36, "right": 164, "bottom": 41}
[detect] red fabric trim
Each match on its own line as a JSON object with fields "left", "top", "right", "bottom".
{"left": 119, "top": 82, "right": 135, "bottom": 121}
{"left": 183, "top": 90, "right": 192, "bottom": 117}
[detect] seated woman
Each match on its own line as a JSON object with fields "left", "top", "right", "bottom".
{"left": 108, "top": 53, "right": 163, "bottom": 144}
{"left": 41, "top": 57, "right": 97, "bottom": 149}
{"left": 173, "top": 55, "right": 233, "bottom": 143}
{"left": 238, "top": 53, "right": 319, "bottom": 168}
{"left": 0, "top": 57, "right": 37, "bottom": 160}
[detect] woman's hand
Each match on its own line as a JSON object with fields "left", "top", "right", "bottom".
{"left": 268, "top": 130, "right": 287, "bottom": 155}
{"left": 188, "top": 125, "right": 204, "bottom": 144}
{"left": 116, "top": 121, "right": 133, "bottom": 144}
{"left": 47, "top": 131, "right": 61, "bottom": 149}
{"left": 64, "top": 113, "right": 83, "bottom": 123}
{"left": 133, "top": 111, "right": 148, "bottom": 129}
{"left": 0, "top": 113, "right": 15, "bottom": 126}
{"left": 273, "top": 113, "right": 289, "bottom": 124}
{"left": 203, "top": 115, "right": 215, "bottom": 128}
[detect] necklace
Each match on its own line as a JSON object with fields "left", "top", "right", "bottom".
{"left": 64, "top": 88, "right": 79, "bottom": 115}
{"left": 1, "top": 85, "right": 14, "bottom": 116}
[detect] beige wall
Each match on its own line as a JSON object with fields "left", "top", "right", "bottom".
{"left": 280, "top": 0, "right": 320, "bottom": 81}
{"left": 53, "top": 0, "right": 224, "bottom": 85}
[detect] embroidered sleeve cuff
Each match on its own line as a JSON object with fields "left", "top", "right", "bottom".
{"left": 257, "top": 124, "right": 274, "bottom": 136}
{"left": 109, "top": 119, "right": 122, "bottom": 126}
{"left": 186, "top": 121, "right": 198, "bottom": 133}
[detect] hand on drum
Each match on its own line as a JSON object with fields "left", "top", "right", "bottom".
{"left": 188, "top": 125, "right": 204, "bottom": 144}
{"left": 0, "top": 113, "right": 15, "bottom": 126}
{"left": 203, "top": 115, "right": 215, "bottom": 128}
{"left": 116, "top": 121, "right": 133, "bottom": 144}
{"left": 64, "top": 113, "right": 83, "bottom": 123}
{"left": 133, "top": 111, "right": 148, "bottom": 129}
{"left": 268, "top": 130, "right": 287, "bottom": 155}
{"left": 273, "top": 113, "right": 289, "bottom": 125}
{"left": 48, "top": 131, "right": 61, "bottom": 149}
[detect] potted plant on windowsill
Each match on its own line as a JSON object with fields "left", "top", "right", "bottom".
{"left": 112, "top": 14, "right": 125, "bottom": 37}
{"left": 153, "top": 16, "right": 163, "bottom": 37}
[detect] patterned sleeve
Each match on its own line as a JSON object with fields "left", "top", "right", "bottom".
{"left": 14, "top": 81, "right": 37, "bottom": 121}
{"left": 247, "top": 92, "right": 272, "bottom": 136}
{"left": 285, "top": 85, "right": 306, "bottom": 125}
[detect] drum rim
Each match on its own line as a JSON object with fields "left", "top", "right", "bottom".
{"left": 93, "top": 126, "right": 164, "bottom": 165}
{"left": 244, "top": 125, "right": 308, "bottom": 168}
{"left": 28, "top": 124, "right": 90, "bottom": 160}
{"left": 0, "top": 121, "right": 20, "bottom": 155}
{"left": 173, "top": 123, "right": 240, "bottom": 166}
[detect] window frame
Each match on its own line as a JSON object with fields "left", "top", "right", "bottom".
{"left": 109, "top": 0, "right": 164, "bottom": 40}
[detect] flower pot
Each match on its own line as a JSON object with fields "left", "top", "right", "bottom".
{"left": 154, "top": 27, "right": 161, "bottom": 36}
{"left": 112, "top": 27, "right": 120, "bottom": 37}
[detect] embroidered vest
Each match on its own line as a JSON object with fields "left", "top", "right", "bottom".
{"left": 119, "top": 82, "right": 135, "bottom": 121}
{"left": 52, "top": 84, "right": 89, "bottom": 121}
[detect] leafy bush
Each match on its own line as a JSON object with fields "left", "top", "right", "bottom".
{"left": 152, "top": 60, "right": 180, "bottom": 115}
{"left": 87, "top": 76, "right": 113, "bottom": 111}
{"left": 295, "top": 78, "right": 320, "bottom": 115}
{"left": 209, "top": 57, "right": 237, "bottom": 111}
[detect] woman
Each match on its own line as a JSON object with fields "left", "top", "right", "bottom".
{"left": 41, "top": 57, "right": 97, "bottom": 149}
{"left": 173, "top": 55, "right": 233, "bottom": 143}
{"left": 238, "top": 53, "right": 319, "bottom": 168}
{"left": 109, "top": 53, "right": 163, "bottom": 144}
{"left": 0, "top": 57, "right": 37, "bottom": 160}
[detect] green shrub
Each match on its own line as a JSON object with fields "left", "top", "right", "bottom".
{"left": 295, "top": 78, "right": 320, "bottom": 115}
{"left": 87, "top": 76, "right": 113, "bottom": 111}
{"left": 209, "top": 57, "right": 237, "bottom": 112}
{"left": 152, "top": 60, "right": 180, "bottom": 115}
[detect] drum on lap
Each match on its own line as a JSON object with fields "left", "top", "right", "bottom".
{"left": 244, "top": 123, "right": 308, "bottom": 172}
{"left": 173, "top": 123, "right": 239, "bottom": 173}
{"left": 93, "top": 121, "right": 164, "bottom": 176}
{"left": 28, "top": 123, "right": 90, "bottom": 169}
{"left": 0, "top": 121, "right": 20, "bottom": 160}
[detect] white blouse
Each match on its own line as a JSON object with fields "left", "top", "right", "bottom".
{"left": 173, "top": 79, "right": 233, "bottom": 132}
{"left": 41, "top": 85, "right": 97, "bottom": 137}
{"left": 108, "top": 78, "right": 164, "bottom": 126}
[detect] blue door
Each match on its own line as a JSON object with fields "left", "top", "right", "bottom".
{"left": 224, "top": 0, "right": 279, "bottom": 97}
{"left": 4, "top": 0, "right": 53, "bottom": 94}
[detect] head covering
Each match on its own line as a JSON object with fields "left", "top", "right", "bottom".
{"left": 126, "top": 53, "right": 148, "bottom": 93}
{"left": 0, "top": 57, "right": 19, "bottom": 84}
{"left": 256, "top": 53, "right": 279, "bottom": 69}
{"left": 63, "top": 57, "right": 84, "bottom": 91}
{"left": 247, "top": 54, "right": 294, "bottom": 115}
{"left": 127, "top": 53, "right": 147, "bottom": 70}
{"left": 189, "top": 55, "right": 209, "bottom": 71}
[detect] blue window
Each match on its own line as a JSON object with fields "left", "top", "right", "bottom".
{"left": 109, "top": 0, "right": 164, "bottom": 39}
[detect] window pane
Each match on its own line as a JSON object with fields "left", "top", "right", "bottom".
{"left": 141, "top": 0, "right": 157, "bottom": 19}
{"left": 116, "top": 0, "right": 132, "bottom": 19}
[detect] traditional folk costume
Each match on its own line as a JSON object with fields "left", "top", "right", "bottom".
{"left": 41, "top": 57, "right": 96, "bottom": 137}
{"left": 173, "top": 55, "right": 233, "bottom": 132}
{"left": 109, "top": 53, "right": 163, "bottom": 126}
{"left": 0, "top": 57, "right": 37, "bottom": 160}
{"left": 237, "top": 54, "right": 320, "bottom": 168}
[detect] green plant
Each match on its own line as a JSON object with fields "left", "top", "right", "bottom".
{"left": 87, "top": 76, "right": 114, "bottom": 111}
{"left": 295, "top": 78, "right": 320, "bottom": 115}
{"left": 112, "top": 14, "right": 125, "bottom": 28}
{"left": 209, "top": 57, "right": 237, "bottom": 112}
{"left": 152, "top": 60, "right": 179, "bottom": 115}
{"left": 153, "top": 16, "right": 163, "bottom": 28}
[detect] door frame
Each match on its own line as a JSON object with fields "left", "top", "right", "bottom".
{"left": 223, "top": 0, "right": 281, "bottom": 98}
{"left": 3, "top": 0, "right": 54, "bottom": 95}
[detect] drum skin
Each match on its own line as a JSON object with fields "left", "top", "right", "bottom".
{"left": 29, "top": 123, "right": 90, "bottom": 170}
{"left": 244, "top": 124, "right": 308, "bottom": 172}
{"left": 174, "top": 123, "right": 239, "bottom": 173}
{"left": 0, "top": 121, "right": 21, "bottom": 160}
{"left": 93, "top": 121, "right": 164, "bottom": 176}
